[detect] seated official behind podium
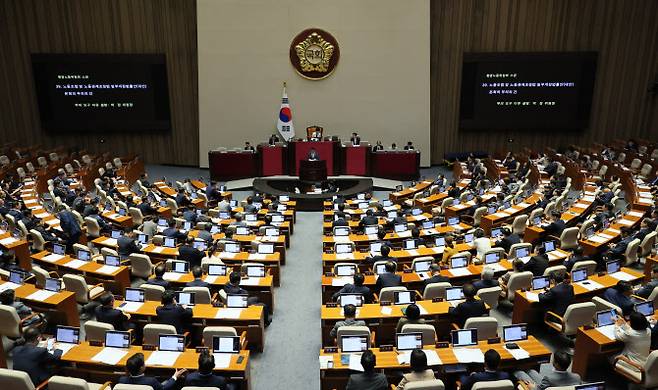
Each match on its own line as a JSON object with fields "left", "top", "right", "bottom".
{"left": 346, "top": 350, "right": 388, "bottom": 390}
{"left": 350, "top": 132, "right": 361, "bottom": 146}
{"left": 119, "top": 352, "right": 185, "bottom": 390}
{"left": 307, "top": 147, "right": 320, "bottom": 161}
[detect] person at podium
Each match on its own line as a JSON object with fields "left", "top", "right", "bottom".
{"left": 372, "top": 141, "right": 384, "bottom": 151}
{"left": 268, "top": 134, "right": 280, "bottom": 145}
{"left": 307, "top": 147, "right": 320, "bottom": 161}
{"left": 350, "top": 132, "right": 361, "bottom": 146}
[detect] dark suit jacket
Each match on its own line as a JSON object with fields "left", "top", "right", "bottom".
{"left": 332, "top": 218, "right": 349, "bottom": 228}
{"left": 498, "top": 234, "right": 521, "bottom": 252}
{"left": 95, "top": 305, "right": 130, "bottom": 331}
{"left": 460, "top": 370, "right": 510, "bottom": 390}
{"left": 544, "top": 220, "right": 566, "bottom": 237}
{"left": 117, "top": 236, "right": 140, "bottom": 257}
{"left": 473, "top": 279, "right": 499, "bottom": 292}
{"left": 138, "top": 202, "right": 157, "bottom": 215}
{"left": 423, "top": 274, "right": 450, "bottom": 288}
{"left": 163, "top": 227, "right": 187, "bottom": 241}
{"left": 360, "top": 215, "right": 379, "bottom": 228}
{"left": 146, "top": 278, "right": 170, "bottom": 289}
{"left": 186, "top": 278, "right": 210, "bottom": 288}
{"left": 609, "top": 236, "right": 634, "bottom": 259}
{"left": 603, "top": 288, "right": 635, "bottom": 316}
{"left": 118, "top": 375, "right": 176, "bottom": 390}
{"left": 178, "top": 245, "right": 204, "bottom": 268}
{"left": 332, "top": 283, "right": 374, "bottom": 303}
{"left": 184, "top": 371, "right": 229, "bottom": 389}
{"left": 345, "top": 372, "right": 388, "bottom": 390}
{"left": 156, "top": 303, "right": 193, "bottom": 333}
{"left": 637, "top": 280, "right": 658, "bottom": 299}
{"left": 524, "top": 254, "right": 549, "bottom": 276}
{"left": 451, "top": 299, "right": 488, "bottom": 327}
{"left": 375, "top": 272, "right": 402, "bottom": 291}
{"left": 12, "top": 344, "right": 62, "bottom": 385}
{"left": 539, "top": 282, "right": 574, "bottom": 316}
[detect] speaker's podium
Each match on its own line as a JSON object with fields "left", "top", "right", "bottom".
{"left": 299, "top": 159, "right": 327, "bottom": 182}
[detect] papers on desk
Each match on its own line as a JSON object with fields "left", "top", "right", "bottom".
{"left": 588, "top": 235, "right": 609, "bottom": 244}
{"left": 96, "top": 265, "right": 120, "bottom": 275}
{"left": 582, "top": 195, "right": 596, "bottom": 202}
{"left": 349, "top": 354, "right": 364, "bottom": 371}
{"left": 26, "top": 290, "right": 57, "bottom": 302}
{"left": 424, "top": 229, "right": 438, "bottom": 235}
{"left": 42, "top": 253, "right": 65, "bottom": 262}
{"left": 332, "top": 277, "right": 354, "bottom": 287}
{"left": 608, "top": 228, "right": 621, "bottom": 234}
{"left": 384, "top": 205, "right": 398, "bottom": 211}
{"left": 119, "top": 301, "right": 143, "bottom": 312}
{"left": 610, "top": 271, "right": 636, "bottom": 281}
{"left": 146, "top": 351, "right": 181, "bottom": 366}
{"left": 54, "top": 342, "right": 78, "bottom": 357}
{"left": 575, "top": 280, "right": 605, "bottom": 291}
{"left": 423, "top": 349, "right": 442, "bottom": 365}
{"left": 547, "top": 251, "right": 562, "bottom": 261}
{"left": 34, "top": 212, "right": 50, "bottom": 218}
{"left": 380, "top": 306, "right": 393, "bottom": 316}
{"left": 493, "top": 212, "right": 509, "bottom": 218}
{"left": 46, "top": 219, "right": 59, "bottom": 226}
{"left": 250, "top": 254, "right": 267, "bottom": 261}
{"left": 397, "top": 351, "right": 412, "bottom": 365}
{"left": 215, "top": 308, "right": 244, "bottom": 319}
{"left": 92, "top": 347, "right": 128, "bottom": 365}
{"left": 595, "top": 324, "right": 617, "bottom": 340}
{"left": 525, "top": 292, "right": 540, "bottom": 302}
{"left": 504, "top": 345, "right": 530, "bottom": 360}
{"left": 574, "top": 202, "right": 590, "bottom": 209}
{"left": 319, "top": 355, "right": 333, "bottom": 369}
{"left": 335, "top": 253, "right": 354, "bottom": 260}
{"left": 219, "top": 252, "right": 236, "bottom": 259}
{"left": 628, "top": 211, "right": 644, "bottom": 218}
{"left": 406, "top": 250, "right": 419, "bottom": 257}
{"left": 449, "top": 268, "right": 471, "bottom": 277}
{"left": 65, "top": 259, "right": 87, "bottom": 269}
{"left": 162, "top": 272, "right": 182, "bottom": 281}
{"left": 416, "top": 303, "right": 428, "bottom": 315}
{"left": 204, "top": 275, "right": 219, "bottom": 284}
{"left": 618, "top": 219, "right": 634, "bottom": 227}
{"left": 262, "top": 236, "right": 279, "bottom": 242}
{"left": 333, "top": 236, "right": 351, "bottom": 243}
{"left": 151, "top": 246, "right": 165, "bottom": 253}
{"left": 240, "top": 277, "right": 262, "bottom": 286}
{"left": 431, "top": 246, "right": 444, "bottom": 254}
{"left": 488, "top": 263, "right": 507, "bottom": 273}
{"left": 0, "top": 282, "right": 21, "bottom": 292}
{"left": 518, "top": 256, "right": 531, "bottom": 264}
{"left": 453, "top": 348, "right": 485, "bottom": 363}
{"left": 517, "top": 202, "right": 530, "bottom": 207}
{"left": 0, "top": 237, "right": 18, "bottom": 246}
{"left": 599, "top": 233, "right": 614, "bottom": 239}
{"left": 417, "top": 272, "right": 429, "bottom": 280}
{"left": 103, "top": 238, "right": 118, "bottom": 246}
{"left": 106, "top": 213, "right": 120, "bottom": 219}
{"left": 397, "top": 231, "right": 412, "bottom": 238}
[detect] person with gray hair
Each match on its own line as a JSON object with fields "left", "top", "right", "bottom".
{"left": 473, "top": 266, "right": 499, "bottom": 292}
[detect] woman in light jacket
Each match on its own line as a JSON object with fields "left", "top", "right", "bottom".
{"left": 614, "top": 311, "right": 651, "bottom": 366}
{"left": 396, "top": 349, "right": 436, "bottom": 390}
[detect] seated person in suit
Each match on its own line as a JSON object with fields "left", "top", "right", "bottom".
{"left": 186, "top": 266, "right": 210, "bottom": 288}
{"left": 594, "top": 203, "right": 615, "bottom": 229}
{"left": 451, "top": 283, "right": 487, "bottom": 328}
{"left": 163, "top": 219, "right": 187, "bottom": 241}
{"left": 155, "top": 290, "right": 194, "bottom": 334}
{"left": 307, "top": 147, "right": 320, "bottom": 161}
{"left": 244, "top": 196, "right": 258, "bottom": 213}
{"left": 607, "top": 227, "right": 635, "bottom": 261}
{"left": 0, "top": 289, "right": 43, "bottom": 327}
{"left": 350, "top": 132, "right": 361, "bottom": 146}
{"left": 563, "top": 246, "right": 588, "bottom": 272}
{"left": 184, "top": 351, "right": 232, "bottom": 389}
{"left": 359, "top": 209, "right": 379, "bottom": 230}
{"left": 396, "top": 303, "right": 426, "bottom": 333}
{"left": 603, "top": 280, "right": 637, "bottom": 316}
{"left": 523, "top": 245, "right": 549, "bottom": 276}
{"left": 409, "top": 227, "right": 426, "bottom": 248}
{"left": 117, "top": 227, "right": 140, "bottom": 258}
{"left": 329, "top": 303, "right": 366, "bottom": 339}
{"left": 332, "top": 273, "right": 373, "bottom": 304}
{"left": 514, "top": 351, "right": 581, "bottom": 390}
{"left": 346, "top": 350, "right": 388, "bottom": 390}
{"left": 538, "top": 272, "right": 574, "bottom": 317}
{"left": 496, "top": 228, "right": 520, "bottom": 253}
{"left": 178, "top": 236, "right": 205, "bottom": 269}
{"left": 196, "top": 223, "right": 214, "bottom": 245}
{"left": 332, "top": 215, "right": 349, "bottom": 228}
{"left": 543, "top": 212, "right": 566, "bottom": 237}
{"left": 366, "top": 245, "right": 395, "bottom": 265}
{"left": 460, "top": 349, "right": 510, "bottom": 390}
{"left": 12, "top": 327, "right": 62, "bottom": 385}
{"left": 634, "top": 218, "right": 653, "bottom": 242}
{"left": 224, "top": 271, "right": 271, "bottom": 325}
{"left": 403, "top": 141, "right": 415, "bottom": 151}
{"left": 147, "top": 264, "right": 170, "bottom": 289}
{"left": 119, "top": 352, "right": 185, "bottom": 390}
{"left": 268, "top": 133, "right": 280, "bottom": 145}
{"left": 372, "top": 141, "right": 384, "bottom": 151}
{"left": 423, "top": 264, "right": 449, "bottom": 288}
{"left": 473, "top": 266, "right": 499, "bottom": 292}
{"left": 182, "top": 206, "right": 198, "bottom": 224}
{"left": 175, "top": 188, "right": 190, "bottom": 208}
{"left": 95, "top": 293, "right": 135, "bottom": 331}
{"left": 375, "top": 261, "right": 402, "bottom": 291}
{"left": 244, "top": 141, "right": 255, "bottom": 152}
{"left": 396, "top": 349, "right": 437, "bottom": 389}
{"left": 636, "top": 266, "right": 658, "bottom": 299}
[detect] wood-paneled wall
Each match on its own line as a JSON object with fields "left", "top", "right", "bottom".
{"left": 0, "top": 0, "right": 198, "bottom": 165}
{"left": 430, "top": 0, "right": 658, "bottom": 164}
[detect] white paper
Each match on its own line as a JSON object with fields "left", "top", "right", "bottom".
{"left": 54, "top": 342, "right": 78, "bottom": 357}
{"left": 610, "top": 271, "right": 636, "bottom": 281}
{"left": 397, "top": 231, "right": 412, "bottom": 238}
{"left": 423, "top": 349, "right": 442, "bottom": 365}
{"left": 406, "top": 250, "right": 419, "bottom": 256}
{"left": 250, "top": 254, "right": 267, "bottom": 261}
{"left": 0, "top": 237, "right": 18, "bottom": 246}
{"left": 162, "top": 272, "right": 182, "bottom": 281}
{"left": 319, "top": 355, "right": 333, "bottom": 369}
{"left": 599, "top": 233, "right": 614, "bottom": 239}
{"left": 145, "top": 351, "right": 181, "bottom": 366}
{"left": 525, "top": 292, "right": 539, "bottom": 302}
{"left": 151, "top": 247, "right": 165, "bottom": 253}
{"left": 348, "top": 354, "right": 364, "bottom": 371}
{"left": 118, "top": 301, "right": 143, "bottom": 312}
{"left": 219, "top": 252, "right": 236, "bottom": 259}
{"left": 449, "top": 268, "right": 472, "bottom": 277}
{"left": 574, "top": 202, "right": 589, "bottom": 209}
{"left": 588, "top": 235, "right": 609, "bottom": 244}
{"left": 96, "top": 265, "right": 120, "bottom": 275}
{"left": 26, "top": 290, "right": 57, "bottom": 301}
{"left": 617, "top": 219, "right": 634, "bottom": 226}
{"left": 240, "top": 277, "right": 262, "bottom": 286}
{"left": 64, "top": 259, "right": 86, "bottom": 269}
{"left": 505, "top": 346, "right": 530, "bottom": 360}
{"left": 628, "top": 211, "right": 644, "bottom": 218}
{"left": 91, "top": 348, "right": 128, "bottom": 365}
{"left": 331, "top": 277, "right": 354, "bottom": 287}
{"left": 576, "top": 280, "right": 605, "bottom": 291}
{"left": 0, "top": 282, "right": 21, "bottom": 292}
{"left": 103, "top": 238, "right": 118, "bottom": 247}
{"left": 417, "top": 272, "right": 429, "bottom": 280}
{"left": 416, "top": 303, "right": 428, "bottom": 315}
{"left": 517, "top": 202, "right": 530, "bottom": 207}
{"left": 215, "top": 308, "right": 244, "bottom": 319}
{"left": 494, "top": 212, "right": 509, "bottom": 218}
{"left": 336, "top": 253, "right": 354, "bottom": 260}
{"left": 608, "top": 228, "right": 621, "bottom": 234}
{"left": 34, "top": 212, "right": 50, "bottom": 218}
{"left": 453, "top": 348, "right": 485, "bottom": 363}
{"left": 582, "top": 196, "right": 596, "bottom": 202}
{"left": 595, "top": 324, "right": 616, "bottom": 340}
{"left": 488, "top": 263, "right": 507, "bottom": 273}
{"left": 431, "top": 247, "right": 444, "bottom": 254}
{"left": 333, "top": 236, "right": 351, "bottom": 243}
{"left": 204, "top": 275, "right": 219, "bottom": 284}
{"left": 46, "top": 219, "right": 59, "bottom": 226}
{"left": 42, "top": 253, "right": 65, "bottom": 262}
{"left": 380, "top": 306, "right": 393, "bottom": 315}
{"left": 397, "top": 351, "right": 411, "bottom": 365}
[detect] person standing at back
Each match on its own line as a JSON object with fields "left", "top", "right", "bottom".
{"left": 345, "top": 350, "right": 388, "bottom": 390}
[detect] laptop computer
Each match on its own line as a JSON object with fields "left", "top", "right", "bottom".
{"left": 338, "top": 293, "right": 364, "bottom": 307}
{"left": 335, "top": 264, "right": 357, "bottom": 277}
{"left": 159, "top": 334, "right": 185, "bottom": 352}
{"left": 111, "top": 230, "right": 122, "bottom": 239}
{"left": 515, "top": 247, "right": 530, "bottom": 259}
{"left": 175, "top": 291, "right": 195, "bottom": 306}
{"left": 396, "top": 332, "right": 423, "bottom": 351}
{"left": 226, "top": 294, "right": 249, "bottom": 308}
{"left": 137, "top": 233, "right": 148, "bottom": 245}
{"left": 53, "top": 243, "right": 66, "bottom": 255}
{"left": 394, "top": 290, "right": 415, "bottom": 305}
{"left": 104, "top": 254, "right": 120, "bottom": 267}
{"left": 448, "top": 217, "right": 460, "bottom": 226}
{"left": 8, "top": 270, "right": 23, "bottom": 285}
{"left": 635, "top": 301, "right": 654, "bottom": 316}
{"left": 531, "top": 276, "right": 550, "bottom": 290}
{"left": 596, "top": 310, "right": 616, "bottom": 327}
{"left": 236, "top": 226, "right": 250, "bottom": 235}
{"left": 463, "top": 233, "right": 474, "bottom": 243}
{"left": 224, "top": 242, "right": 241, "bottom": 253}
{"left": 491, "top": 227, "right": 502, "bottom": 238}
{"left": 170, "top": 260, "right": 189, "bottom": 273}
{"left": 340, "top": 335, "right": 368, "bottom": 353}
{"left": 364, "top": 225, "right": 379, "bottom": 235}
{"left": 450, "top": 256, "right": 468, "bottom": 269}
{"left": 334, "top": 227, "right": 350, "bottom": 237}
{"left": 207, "top": 264, "right": 227, "bottom": 276}
{"left": 245, "top": 214, "right": 258, "bottom": 222}
{"left": 446, "top": 287, "right": 464, "bottom": 302}
{"left": 606, "top": 260, "right": 621, "bottom": 274}
{"left": 336, "top": 243, "right": 354, "bottom": 254}
{"left": 502, "top": 324, "right": 528, "bottom": 342}
{"left": 434, "top": 236, "right": 446, "bottom": 247}
{"left": 404, "top": 239, "right": 418, "bottom": 250}
{"left": 163, "top": 237, "right": 176, "bottom": 248}
{"left": 105, "top": 330, "right": 131, "bottom": 348}
{"left": 125, "top": 288, "right": 145, "bottom": 302}
{"left": 394, "top": 224, "right": 408, "bottom": 233}
{"left": 55, "top": 325, "right": 80, "bottom": 344}
{"left": 192, "top": 241, "right": 207, "bottom": 251}
{"left": 484, "top": 252, "right": 501, "bottom": 264}
{"left": 257, "top": 243, "right": 274, "bottom": 254}
{"left": 543, "top": 240, "right": 556, "bottom": 252}
{"left": 451, "top": 329, "right": 478, "bottom": 347}
{"left": 413, "top": 259, "right": 432, "bottom": 273}
{"left": 44, "top": 278, "right": 61, "bottom": 292}
{"left": 212, "top": 335, "right": 240, "bottom": 354}
{"left": 246, "top": 265, "right": 265, "bottom": 278}
{"left": 572, "top": 268, "right": 588, "bottom": 283}
{"left": 265, "top": 227, "right": 279, "bottom": 236}
{"left": 77, "top": 249, "right": 91, "bottom": 261}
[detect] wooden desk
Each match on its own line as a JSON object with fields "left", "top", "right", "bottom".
{"left": 578, "top": 210, "right": 644, "bottom": 256}
{"left": 572, "top": 325, "right": 624, "bottom": 378}
{"left": 0, "top": 232, "right": 31, "bottom": 270}
{"left": 480, "top": 193, "right": 541, "bottom": 234}
{"left": 101, "top": 211, "right": 133, "bottom": 228}
{"left": 0, "top": 280, "right": 79, "bottom": 326}
{"left": 113, "top": 300, "right": 266, "bottom": 352}
{"left": 319, "top": 336, "right": 551, "bottom": 390}
{"left": 389, "top": 181, "right": 432, "bottom": 203}
{"left": 60, "top": 343, "right": 251, "bottom": 390}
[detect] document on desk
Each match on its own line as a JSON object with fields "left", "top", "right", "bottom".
{"left": 103, "top": 238, "right": 118, "bottom": 246}
{"left": 240, "top": 277, "right": 262, "bottom": 286}
{"left": 397, "top": 351, "right": 411, "bottom": 365}
{"left": 0, "top": 237, "right": 18, "bottom": 246}
{"left": 453, "top": 348, "right": 485, "bottom": 363}
{"left": 617, "top": 219, "right": 634, "bottom": 226}
{"left": 582, "top": 196, "right": 596, "bottom": 202}
{"left": 628, "top": 211, "right": 645, "bottom": 218}
{"left": 588, "top": 235, "right": 608, "bottom": 244}
{"left": 547, "top": 251, "right": 562, "bottom": 261}
{"left": 595, "top": 324, "right": 616, "bottom": 340}
{"left": 424, "top": 229, "right": 438, "bottom": 235}
{"left": 517, "top": 202, "right": 530, "bottom": 208}
{"left": 219, "top": 252, "right": 237, "bottom": 259}
{"left": 331, "top": 277, "right": 353, "bottom": 287}
{"left": 215, "top": 308, "right": 244, "bottom": 319}
{"left": 250, "top": 254, "right": 267, "bottom": 260}
{"left": 406, "top": 250, "right": 419, "bottom": 257}
{"left": 46, "top": 219, "right": 60, "bottom": 226}
{"left": 488, "top": 263, "right": 507, "bottom": 273}
{"left": 55, "top": 342, "right": 78, "bottom": 357}
{"left": 431, "top": 246, "right": 444, "bottom": 254}
{"left": 42, "top": 253, "right": 65, "bottom": 262}
{"left": 0, "top": 282, "right": 21, "bottom": 293}
{"left": 96, "top": 265, "right": 120, "bottom": 275}
{"left": 65, "top": 259, "right": 87, "bottom": 269}
{"left": 92, "top": 348, "right": 128, "bottom": 365}
{"left": 524, "top": 292, "right": 540, "bottom": 302}
{"left": 575, "top": 280, "right": 605, "bottom": 291}
{"left": 151, "top": 247, "right": 165, "bottom": 253}
{"left": 574, "top": 202, "right": 590, "bottom": 209}
{"left": 423, "top": 349, "right": 442, "bottom": 365}
{"left": 610, "top": 271, "right": 636, "bottom": 281}
{"left": 396, "top": 231, "right": 412, "bottom": 238}
{"left": 504, "top": 346, "right": 530, "bottom": 360}
{"left": 319, "top": 355, "right": 333, "bottom": 369}
{"left": 26, "top": 290, "right": 57, "bottom": 302}
{"left": 119, "top": 302, "right": 143, "bottom": 312}
{"left": 380, "top": 306, "right": 393, "bottom": 316}
{"left": 416, "top": 303, "right": 428, "bottom": 315}
{"left": 204, "top": 275, "right": 219, "bottom": 284}
{"left": 335, "top": 253, "right": 354, "bottom": 260}
{"left": 449, "top": 268, "right": 471, "bottom": 277}
{"left": 146, "top": 351, "right": 181, "bottom": 366}
{"left": 333, "top": 236, "right": 351, "bottom": 243}
{"left": 213, "top": 353, "right": 232, "bottom": 368}
{"left": 162, "top": 272, "right": 182, "bottom": 281}
{"left": 348, "top": 354, "right": 364, "bottom": 371}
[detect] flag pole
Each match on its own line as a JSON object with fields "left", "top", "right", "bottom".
{"left": 283, "top": 81, "right": 287, "bottom": 88}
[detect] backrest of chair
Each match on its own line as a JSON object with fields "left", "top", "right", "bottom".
{"left": 543, "top": 265, "right": 567, "bottom": 278}
{"left": 571, "top": 260, "right": 597, "bottom": 275}
{"left": 560, "top": 227, "right": 579, "bottom": 248}
{"left": 379, "top": 286, "right": 407, "bottom": 302}
{"left": 130, "top": 254, "right": 154, "bottom": 279}
{"left": 624, "top": 238, "right": 641, "bottom": 264}
{"left": 129, "top": 207, "right": 144, "bottom": 225}
{"left": 643, "top": 350, "right": 658, "bottom": 387}
{"left": 31, "top": 265, "right": 50, "bottom": 289}
{"left": 84, "top": 217, "right": 101, "bottom": 237}
{"left": 84, "top": 320, "right": 114, "bottom": 342}
{"left": 472, "top": 380, "right": 514, "bottom": 390}
{"left": 464, "top": 317, "right": 498, "bottom": 340}
{"left": 0, "top": 305, "right": 21, "bottom": 338}
{"left": 441, "top": 197, "right": 454, "bottom": 209}
{"left": 142, "top": 284, "right": 165, "bottom": 301}
{"left": 166, "top": 198, "right": 178, "bottom": 213}
{"left": 63, "top": 274, "right": 90, "bottom": 303}
{"left": 647, "top": 286, "right": 658, "bottom": 308}
{"left": 563, "top": 302, "right": 597, "bottom": 335}
{"left": 0, "top": 368, "right": 35, "bottom": 390}
{"left": 423, "top": 282, "right": 452, "bottom": 300}
{"left": 202, "top": 326, "right": 238, "bottom": 347}
{"left": 337, "top": 325, "right": 371, "bottom": 348}
{"left": 29, "top": 229, "right": 46, "bottom": 251}
{"left": 507, "top": 271, "right": 533, "bottom": 301}
{"left": 405, "top": 379, "right": 445, "bottom": 390}
{"left": 528, "top": 208, "right": 543, "bottom": 222}
{"left": 401, "top": 324, "right": 436, "bottom": 346}
{"left": 631, "top": 158, "right": 642, "bottom": 169}
{"left": 592, "top": 296, "right": 622, "bottom": 316}
{"left": 411, "top": 256, "right": 435, "bottom": 270}
{"left": 640, "top": 232, "right": 657, "bottom": 256}
{"left": 182, "top": 287, "right": 211, "bottom": 304}
{"left": 113, "top": 385, "right": 154, "bottom": 390}
{"left": 143, "top": 323, "right": 177, "bottom": 345}
{"left": 579, "top": 219, "right": 595, "bottom": 237}
{"left": 512, "top": 214, "right": 528, "bottom": 234}
{"left": 473, "top": 207, "right": 487, "bottom": 226}
{"left": 640, "top": 163, "right": 652, "bottom": 177}
{"left": 101, "top": 247, "right": 119, "bottom": 257}
{"left": 476, "top": 286, "right": 502, "bottom": 310}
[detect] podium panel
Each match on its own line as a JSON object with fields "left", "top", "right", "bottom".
{"left": 292, "top": 141, "right": 336, "bottom": 176}
{"left": 299, "top": 160, "right": 327, "bottom": 182}
{"left": 208, "top": 151, "right": 257, "bottom": 181}
{"left": 343, "top": 145, "right": 369, "bottom": 175}
{"left": 371, "top": 151, "right": 420, "bottom": 180}
{"left": 259, "top": 144, "right": 286, "bottom": 176}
